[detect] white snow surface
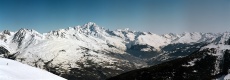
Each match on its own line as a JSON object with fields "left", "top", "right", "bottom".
{"left": 201, "top": 44, "right": 230, "bottom": 56}
{"left": 224, "top": 74, "right": 230, "bottom": 80}
{"left": 217, "top": 74, "right": 230, "bottom": 80}
{"left": 0, "top": 58, "right": 66, "bottom": 80}
{"left": 182, "top": 58, "right": 200, "bottom": 67}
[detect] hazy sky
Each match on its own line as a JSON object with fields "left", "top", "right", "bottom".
{"left": 0, "top": 0, "right": 230, "bottom": 34}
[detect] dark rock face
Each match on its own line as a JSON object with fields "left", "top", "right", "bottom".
{"left": 108, "top": 48, "right": 230, "bottom": 80}
{"left": 221, "top": 50, "right": 230, "bottom": 76}
{"left": 3, "top": 30, "right": 11, "bottom": 35}
{"left": 226, "top": 38, "right": 230, "bottom": 45}
{"left": 0, "top": 46, "right": 10, "bottom": 58}
{"left": 0, "top": 46, "right": 17, "bottom": 60}
{"left": 12, "top": 29, "right": 27, "bottom": 47}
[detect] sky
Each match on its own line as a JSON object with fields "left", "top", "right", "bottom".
{"left": 0, "top": 0, "right": 230, "bottom": 34}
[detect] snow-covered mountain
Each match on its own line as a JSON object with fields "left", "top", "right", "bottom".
{"left": 0, "top": 22, "right": 229, "bottom": 80}
{"left": 0, "top": 58, "right": 66, "bottom": 80}
{"left": 108, "top": 33, "right": 230, "bottom": 80}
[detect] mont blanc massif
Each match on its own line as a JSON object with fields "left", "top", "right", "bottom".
{"left": 1, "top": 22, "right": 230, "bottom": 80}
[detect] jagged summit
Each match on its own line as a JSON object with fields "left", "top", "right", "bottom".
{"left": 84, "top": 22, "right": 97, "bottom": 27}
{"left": 2, "top": 30, "right": 11, "bottom": 35}
{"left": 81, "top": 22, "right": 105, "bottom": 34}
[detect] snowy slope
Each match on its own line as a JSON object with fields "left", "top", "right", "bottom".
{"left": 224, "top": 74, "right": 230, "bottom": 80}
{"left": 0, "top": 58, "right": 66, "bottom": 80}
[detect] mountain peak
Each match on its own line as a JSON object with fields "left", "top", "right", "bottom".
{"left": 84, "top": 22, "right": 97, "bottom": 27}
{"left": 12, "top": 28, "right": 43, "bottom": 47}
{"left": 2, "top": 30, "right": 11, "bottom": 35}
{"left": 17, "top": 28, "right": 39, "bottom": 34}
{"left": 81, "top": 22, "right": 106, "bottom": 33}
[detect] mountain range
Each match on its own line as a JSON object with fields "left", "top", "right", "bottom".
{"left": 0, "top": 22, "right": 230, "bottom": 80}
